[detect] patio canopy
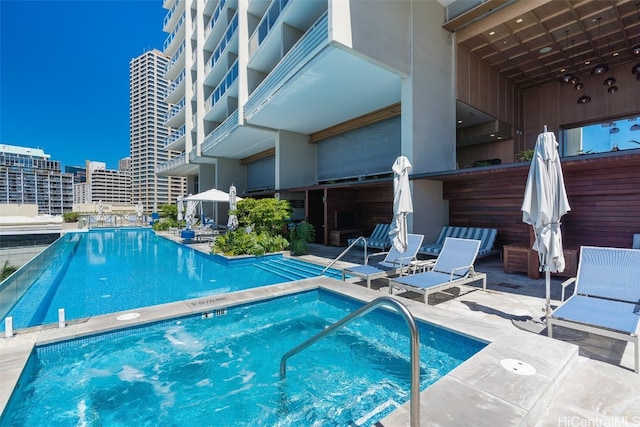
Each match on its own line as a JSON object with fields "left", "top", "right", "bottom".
{"left": 183, "top": 188, "right": 242, "bottom": 203}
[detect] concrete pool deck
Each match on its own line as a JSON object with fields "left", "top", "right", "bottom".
{"left": 1, "top": 232, "right": 639, "bottom": 426}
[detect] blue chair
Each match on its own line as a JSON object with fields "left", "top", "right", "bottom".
{"left": 342, "top": 234, "right": 424, "bottom": 288}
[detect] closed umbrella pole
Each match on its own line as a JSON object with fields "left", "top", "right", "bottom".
{"left": 389, "top": 156, "right": 414, "bottom": 253}
{"left": 522, "top": 129, "right": 570, "bottom": 320}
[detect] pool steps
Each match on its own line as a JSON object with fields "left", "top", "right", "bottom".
{"left": 255, "top": 257, "right": 343, "bottom": 281}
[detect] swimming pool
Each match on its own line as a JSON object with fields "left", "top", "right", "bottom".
{"left": 0, "top": 229, "right": 343, "bottom": 331}
{"left": 0, "top": 289, "right": 486, "bottom": 426}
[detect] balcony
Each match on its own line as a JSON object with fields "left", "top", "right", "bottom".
{"left": 244, "top": 11, "right": 401, "bottom": 135}
{"left": 250, "top": 0, "right": 290, "bottom": 51}
{"left": 204, "top": 60, "right": 238, "bottom": 122}
{"left": 164, "top": 97, "right": 186, "bottom": 128}
{"left": 164, "top": 125, "right": 186, "bottom": 151}
{"left": 165, "top": 70, "right": 186, "bottom": 104}
{"left": 164, "top": 42, "right": 186, "bottom": 81}
{"left": 203, "top": 0, "right": 228, "bottom": 50}
{"left": 202, "top": 110, "right": 239, "bottom": 154}
{"left": 163, "top": 13, "right": 185, "bottom": 57}
{"left": 248, "top": 0, "right": 325, "bottom": 72}
{"left": 204, "top": 13, "right": 238, "bottom": 80}
{"left": 162, "top": 0, "right": 183, "bottom": 32}
{"left": 156, "top": 152, "right": 186, "bottom": 175}
{"left": 245, "top": 13, "right": 327, "bottom": 119}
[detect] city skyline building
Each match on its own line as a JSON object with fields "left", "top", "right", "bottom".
{"left": 129, "top": 49, "right": 186, "bottom": 213}
{"left": 72, "top": 161, "right": 132, "bottom": 205}
{"left": 0, "top": 144, "right": 74, "bottom": 215}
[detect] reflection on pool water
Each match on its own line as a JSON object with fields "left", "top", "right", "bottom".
{"left": 0, "top": 229, "right": 343, "bottom": 331}
{"left": 1, "top": 290, "right": 486, "bottom": 426}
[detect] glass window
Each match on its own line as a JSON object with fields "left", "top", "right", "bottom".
{"left": 562, "top": 114, "right": 640, "bottom": 156}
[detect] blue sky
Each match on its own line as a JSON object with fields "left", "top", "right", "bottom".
{"left": 1, "top": 0, "right": 166, "bottom": 170}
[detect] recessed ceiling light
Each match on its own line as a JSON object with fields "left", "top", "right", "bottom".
{"left": 489, "top": 31, "right": 496, "bottom": 36}
{"left": 585, "top": 60, "right": 591, "bottom": 65}
{"left": 613, "top": 52, "right": 619, "bottom": 57}
{"left": 539, "top": 47, "right": 552, "bottom": 54}
{"left": 560, "top": 68, "right": 566, "bottom": 72}
{"left": 516, "top": 18, "right": 523, "bottom": 24}
{"left": 457, "top": 120, "right": 463, "bottom": 124}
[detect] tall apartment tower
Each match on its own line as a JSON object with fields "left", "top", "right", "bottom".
{"left": 129, "top": 49, "right": 185, "bottom": 212}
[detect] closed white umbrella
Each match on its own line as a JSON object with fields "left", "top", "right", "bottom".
{"left": 136, "top": 201, "right": 143, "bottom": 219}
{"left": 177, "top": 196, "right": 184, "bottom": 222}
{"left": 389, "top": 156, "right": 414, "bottom": 253}
{"left": 227, "top": 184, "right": 239, "bottom": 231}
{"left": 185, "top": 196, "right": 198, "bottom": 230}
{"left": 522, "top": 130, "right": 571, "bottom": 320}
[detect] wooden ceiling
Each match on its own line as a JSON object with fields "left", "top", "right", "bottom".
{"left": 450, "top": 0, "right": 640, "bottom": 91}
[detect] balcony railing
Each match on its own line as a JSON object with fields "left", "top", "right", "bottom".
{"left": 163, "top": 0, "right": 180, "bottom": 28}
{"left": 204, "top": 0, "right": 227, "bottom": 41}
{"left": 245, "top": 12, "right": 327, "bottom": 118}
{"left": 251, "top": 0, "right": 290, "bottom": 47}
{"left": 202, "top": 110, "right": 239, "bottom": 153}
{"left": 163, "top": 42, "right": 185, "bottom": 80}
{"left": 205, "top": 60, "right": 238, "bottom": 112}
{"left": 166, "top": 70, "right": 186, "bottom": 97}
{"left": 205, "top": 13, "right": 238, "bottom": 76}
{"left": 163, "top": 13, "right": 185, "bottom": 51}
{"left": 164, "top": 125, "right": 186, "bottom": 147}
{"left": 156, "top": 152, "right": 187, "bottom": 174}
{"left": 165, "top": 97, "right": 186, "bottom": 123}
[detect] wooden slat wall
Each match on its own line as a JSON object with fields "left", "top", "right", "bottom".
{"left": 324, "top": 183, "right": 393, "bottom": 234}
{"left": 439, "top": 152, "right": 640, "bottom": 250}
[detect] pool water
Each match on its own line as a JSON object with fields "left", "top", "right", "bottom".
{"left": 1, "top": 290, "right": 486, "bottom": 426}
{"left": 2, "top": 229, "right": 343, "bottom": 330}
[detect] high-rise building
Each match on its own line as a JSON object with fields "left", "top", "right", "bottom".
{"left": 118, "top": 157, "right": 131, "bottom": 172}
{"left": 78, "top": 161, "right": 132, "bottom": 205}
{"left": 129, "top": 49, "right": 186, "bottom": 213}
{"left": 156, "top": 0, "right": 447, "bottom": 236}
{"left": 0, "top": 144, "right": 73, "bottom": 215}
{"left": 65, "top": 165, "right": 87, "bottom": 184}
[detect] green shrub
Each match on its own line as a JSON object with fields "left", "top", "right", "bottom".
{"left": 62, "top": 212, "right": 79, "bottom": 223}
{"left": 152, "top": 218, "right": 182, "bottom": 231}
{"left": 212, "top": 229, "right": 261, "bottom": 256}
{"left": 159, "top": 204, "right": 177, "bottom": 220}
{"left": 235, "top": 198, "right": 292, "bottom": 236}
{"left": 289, "top": 222, "right": 316, "bottom": 256}
{"left": 1, "top": 260, "right": 18, "bottom": 281}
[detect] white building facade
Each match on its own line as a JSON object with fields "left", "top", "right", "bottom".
{"left": 130, "top": 49, "right": 186, "bottom": 213}
{"left": 157, "top": 0, "right": 455, "bottom": 240}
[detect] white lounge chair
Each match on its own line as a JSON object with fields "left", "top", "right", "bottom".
{"left": 341, "top": 234, "right": 424, "bottom": 288}
{"left": 388, "top": 237, "right": 486, "bottom": 303}
{"left": 548, "top": 246, "right": 640, "bottom": 373}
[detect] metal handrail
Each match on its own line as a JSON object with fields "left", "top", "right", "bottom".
{"left": 279, "top": 296, "right": 420, "bottom": 427}
{"left": 321, "top": 236, "right": 368, "bottom": 275}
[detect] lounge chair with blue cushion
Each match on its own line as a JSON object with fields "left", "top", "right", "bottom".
{"left": 419, "top": 226, "right": 497, "bottom": 258}
{"left": 342, "top": 234, "right": 424, "bottom": 288}
{"left": 347, "top": 223, "right": 392, "bottom": 251}
{"left": 548, "top": 246, "right": 640, "bottom": 373}
{"left": 389, "top": 237, "right": 486, "bottom": 303}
